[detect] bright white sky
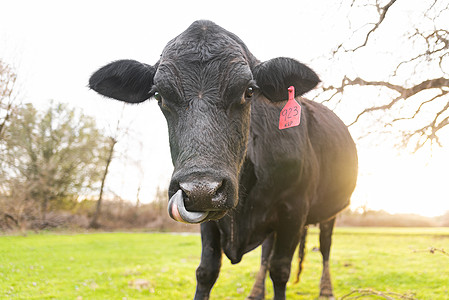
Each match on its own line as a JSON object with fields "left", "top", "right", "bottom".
{"left": 1, "top": 0, "right": 448, "bottom": 217}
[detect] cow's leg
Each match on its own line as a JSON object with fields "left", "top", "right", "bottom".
{"left": 318, "top": 217, "right": 336, "bottom": 300}
{"left": 293, "top": 225, "right": 308, "bottom": 284}
{"left": 194, "top": 221, "right": 222, "bottom": 300}
{"left": 269, "top": 218, "right": 304, "bottom": 300}
{"left": 246, "top": 233, "right": 275, "bottom": 300}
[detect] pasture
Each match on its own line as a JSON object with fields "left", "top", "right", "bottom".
{"left": 0, "top": 228, "right": 448, "bottom": 299}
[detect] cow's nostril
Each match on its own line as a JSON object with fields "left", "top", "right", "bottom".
{"left": 208, "top": 180, "right": 223, "bottom": 196}
{"left": 214, "top": 180, "right": 225, "bottom": 196}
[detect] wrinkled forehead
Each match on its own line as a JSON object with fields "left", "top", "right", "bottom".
{"left": 161, "top": 23, "right": 250, "bottom": 64}
{"left": 160, "top": 33, "right": 248, "bottom": 65}
{"left": 155, "top": 31, "right": 253, "bottom": 96}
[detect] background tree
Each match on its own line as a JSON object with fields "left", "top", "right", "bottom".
{"left": 89, "top": 107, "right": 132, "bottom": 228}
{"left": 315, "top": 0, "right": 449, "bottom": 151}
{"left": 0, "top": 59, "right": 18, "bottom": 139}
{"left": 0, "top": 59, "right": 21, "bottom": 229}
{"left": 1, "top": 102, "right": 109, "bottom": 227}
{"left": 89, "top": 136, "right": 117, "bottom": 228}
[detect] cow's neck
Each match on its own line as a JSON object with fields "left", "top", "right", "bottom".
{"left": 217, "top": 153, "right": 276, "bottom": 263}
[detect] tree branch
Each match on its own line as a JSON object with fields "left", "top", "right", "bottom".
{"left": 334, "top": 0, "right": 398, "bottom": 53}
{"left": 328, "top": 76, "right": 449, "bottom": 126}
{"left": 323, "top": 0, "right": 449, "bottom": 150}
{"left": 392, "top": 90, "right": 448, "bottom": 122}
{"left": 341, "top": 288, "right": 417, "bottom": 300}
{"left": 352, "top": 0, "right": 397, "bottom": 51}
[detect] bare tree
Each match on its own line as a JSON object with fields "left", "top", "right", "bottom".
{"left": 0, "top": 59, "right": 20, "bottom": 228}
{"left": 89, "top": 107, "right": 132, "bottom": 228}
{"left": 0, "top": 59, "right": 18, "bottom": 139}
{"left": 89, "top": 136, "right": 117, "bottom": 228}
{"left": 316, "top": 0, "right": 449, "bottom": 151}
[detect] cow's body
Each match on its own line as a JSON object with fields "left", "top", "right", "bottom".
{"left": 89, "top": 20, "right": 358, "bottom": 300}
{"left": 196, "top": 97, "right": 357, "bottom": 300}
{"left": 219, "top": 97, "right": 357, "bottom": 263}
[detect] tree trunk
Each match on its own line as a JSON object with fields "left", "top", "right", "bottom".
{"left": 41, "top": 194, "right": 48, "bottom": 227}
{"left": 89, "top": 137, "right": 116, "bottom": 228}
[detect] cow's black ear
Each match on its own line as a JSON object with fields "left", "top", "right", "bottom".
{"left": 253, "top": 57, "right": 320, "bottom": 102}
{"left": 89, "top": 60, "right": 157, "bottom": 103}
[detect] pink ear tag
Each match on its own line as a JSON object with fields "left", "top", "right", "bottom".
{"left": 279, "top": 86, "right": 301, "bottom": 130}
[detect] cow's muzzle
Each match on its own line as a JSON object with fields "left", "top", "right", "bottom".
{"left": 167, "top": 179, "right": 230, "bottom": 224}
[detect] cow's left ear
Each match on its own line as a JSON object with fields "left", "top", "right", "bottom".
{"left": 253, "top": 57, "right": 320, "bottom": 102}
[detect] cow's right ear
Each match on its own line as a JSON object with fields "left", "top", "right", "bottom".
{"left": 89, "top": 60, "right": 157, "bottom": 103}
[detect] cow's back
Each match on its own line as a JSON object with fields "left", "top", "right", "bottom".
{"left": 302, "top": 99, "right": 358, "bottom": 223}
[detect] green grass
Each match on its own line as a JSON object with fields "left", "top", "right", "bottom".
{"left": 0, "top": 228, "right": 448, "bottom": 299}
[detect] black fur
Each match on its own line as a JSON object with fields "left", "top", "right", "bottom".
{"left": 253, "top": 57, "right": 320, "bottom": 101}
{"left": 89, "top": 59, "right": 156, "bottom": 103}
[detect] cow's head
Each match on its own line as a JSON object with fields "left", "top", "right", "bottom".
{"left": 89, "top": 20, "right": 319, "bottom": 224}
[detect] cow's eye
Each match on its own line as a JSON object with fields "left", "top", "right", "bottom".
{"left": 245, "top": 87, "right": 254, "bottom": 99}
{"left": 154, "top": 92, "right": 162, "bottom": 102}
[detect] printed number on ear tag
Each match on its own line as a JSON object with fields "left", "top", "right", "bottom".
{"left": 279, "top": 86, "right": 301, "bottom": 130}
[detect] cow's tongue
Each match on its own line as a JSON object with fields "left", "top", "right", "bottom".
{"left": 168, "top": 190, "right": 209, "bottom": 224}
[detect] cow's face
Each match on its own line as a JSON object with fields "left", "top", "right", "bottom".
{"left": 89, "top": 20, "right": 319, "bottom": 224}
{"left": 154, "top": 55, "right": 255, "bottom": 223}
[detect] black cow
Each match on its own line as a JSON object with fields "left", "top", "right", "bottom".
{"left": 89, "top": 20, "right": 358, "bottom": 300}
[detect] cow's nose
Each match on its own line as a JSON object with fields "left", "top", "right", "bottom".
{"left": 180, "top": 180, "right": 222, "bottom": 201}
{"left": 179, "top": 180, "right": 225, "bottom": 211}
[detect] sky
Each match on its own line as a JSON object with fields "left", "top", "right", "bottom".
{"left": 1, "top": 0, "right": 448, "bottom": 217}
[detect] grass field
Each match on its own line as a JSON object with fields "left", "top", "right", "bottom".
{"left": 1, "top": 228, "right": 448, "bottom": 299}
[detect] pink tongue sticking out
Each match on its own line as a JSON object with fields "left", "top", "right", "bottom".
{"left": 167, "top": 189, "right": 209, "bottom": 224}
{"left": 170, "top": 200, "right": 184, "bottom": 223}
